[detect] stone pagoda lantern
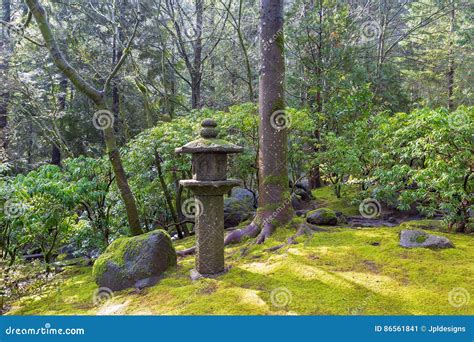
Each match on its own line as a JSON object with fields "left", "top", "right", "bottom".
{"left": 176, "top": 119, "right": 243, "bottom": 276}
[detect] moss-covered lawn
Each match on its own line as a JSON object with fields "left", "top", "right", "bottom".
{"left": 7, "top": 218, "right": 473, "bottom": 315}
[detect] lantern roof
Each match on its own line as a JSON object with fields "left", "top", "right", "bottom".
{"left": 175, "top": 119, "right": 244, "bottom": 154}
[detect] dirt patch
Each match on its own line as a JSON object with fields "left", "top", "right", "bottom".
{"left": 362, "top": 260, "right": 380, "bottom": 274}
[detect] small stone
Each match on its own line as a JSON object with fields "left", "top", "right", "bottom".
{"left": 399, "top": 230, "right": 454, "bottom": 249}
{"left": 201, "top": 118, "right": 217, "bottom": 127}
{"left": 190, "top": 269, "right": 203, "bottom": 281}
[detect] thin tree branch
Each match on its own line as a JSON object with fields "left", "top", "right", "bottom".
{"left": 103, "top": 17, "right": 140, "bottom": 93}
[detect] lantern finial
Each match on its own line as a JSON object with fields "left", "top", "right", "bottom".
{"left": 200, "top": 119, "right": 218, "bottom": 139}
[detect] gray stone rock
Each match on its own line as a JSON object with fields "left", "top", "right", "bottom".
{"left": 224, "top": 188, "right": 255, "bottom": 228}
{"left": 92, "top": 230, "right": 176, "bottom": 291}
{"left": 295, "top": 177, "right": 311, "bottom": 194}
{"left": 295, "top": 209, "right": 308, "bottom": 217}
{"left": 57, "top": 244, "right": 76, "bottom": 260}
{"left": 399, "top": 230, "right": 454, "bottom": 249}
{"left": 306, "top": 208, "right": 338, "bottom": 226}
{"left": 231, "top": 187, "right": 256, "bottom": 205}
{"left": 190, "top": 269, "right": 203, "bottom": 281}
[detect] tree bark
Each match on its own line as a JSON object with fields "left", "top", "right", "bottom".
{"left": 307, "top": 0, "right": 323, "bottom": 189}
{"left": 26, "top": 0, "right": 143, "bottom": 235}
{"left": 51, "top": 77, "right": 67, "bottom": 166}
{"left": 191, "top": 0, "right": 203, "bottom": 109}
{"left": 154, "top": 152, "right": 188, "bottom": 238}
{"left": 112, "top": 0, "right": 126, "bottom": 138}
{"left": 0, "top": 0, "right": 11, "bottom": 163}
{"left": 447, "top": 2, "right": 455, "bottom": 111}
{"left": 255, "top": 0, "right": 293, "bottom": 242}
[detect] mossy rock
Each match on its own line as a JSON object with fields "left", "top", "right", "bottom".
{"left": 399, "top": 230, "right": 454, "bottom": 249}
{"left": 92, "top": 230, "right": 176, "bottom": 291}
{"left": 306, "top": 208, "right": 338, "bottom": 226}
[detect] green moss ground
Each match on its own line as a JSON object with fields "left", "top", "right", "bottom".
{"left": 7, "top": 221, "right": 473, "bottom": 315}
{"left": 311, "top": 185, "right": 360, "bottom": 215}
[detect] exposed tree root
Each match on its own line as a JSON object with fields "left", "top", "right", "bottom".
{"left": 176, "top": 246, "right": 196, "bottom": 257}
{"left": 256, "top": 222, "right": 276, "bottom": 244}
{"left": 225, "top": 221, "right": 261, "bottom": 245}
{"left": 264, "top": 225, "right": 306, "bottom": 252}
{"left": 176, "top": 215, "right": 298, "bottom": 256}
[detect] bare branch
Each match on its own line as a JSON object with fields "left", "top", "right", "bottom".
{"left": 103, "top": 17, "right": 140, "bottom": 94}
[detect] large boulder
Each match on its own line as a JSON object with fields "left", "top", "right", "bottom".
{"left": 231, "top": 187, "right": 256, "bottom": 204}
{"left": 306, "top": 208, "right": 338, "bottom": 226}
{"left": 224, "top": 188, "right": 255, "bottom": 228}
{"left": 399, "top": 230, "right": 454, "bottom": 249}
{"left": 93, "top": 230, "right": 176, "bottom": 291}
{"left": 294, "top": 177, "right": 311, "bottom": 194}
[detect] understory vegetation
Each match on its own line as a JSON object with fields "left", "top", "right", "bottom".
{"left": 1, "top": 106, "right": 472, "bottom": 273}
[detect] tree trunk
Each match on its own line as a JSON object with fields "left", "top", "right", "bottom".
{"left": 0, "top": 0, "right": 11, "bottom": 163}
{"left": 308, "top": 0, "right": 323, "bottom": 189}
{"left": 191, "top": 0, "right": 203, "bottom": 109}
{"left": 51, "top": 78, "right": 67, "bottom": 166}
{"left": 255, "top": 0, "right": 293, "bottom": 241}
{"left": 236, "top": 0, "right": 254, "bottom": 101}
{"left": 154, "top": 152, "right": 188, "bottom": 238}
{"left": 447, "top": 2, "right": 455, "bottom": 111}
{"left": 100, "top": 104, "right": 142, "bottom": 236}
{"left": 112, "top": 0, "right": 125, "bottom": 138}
